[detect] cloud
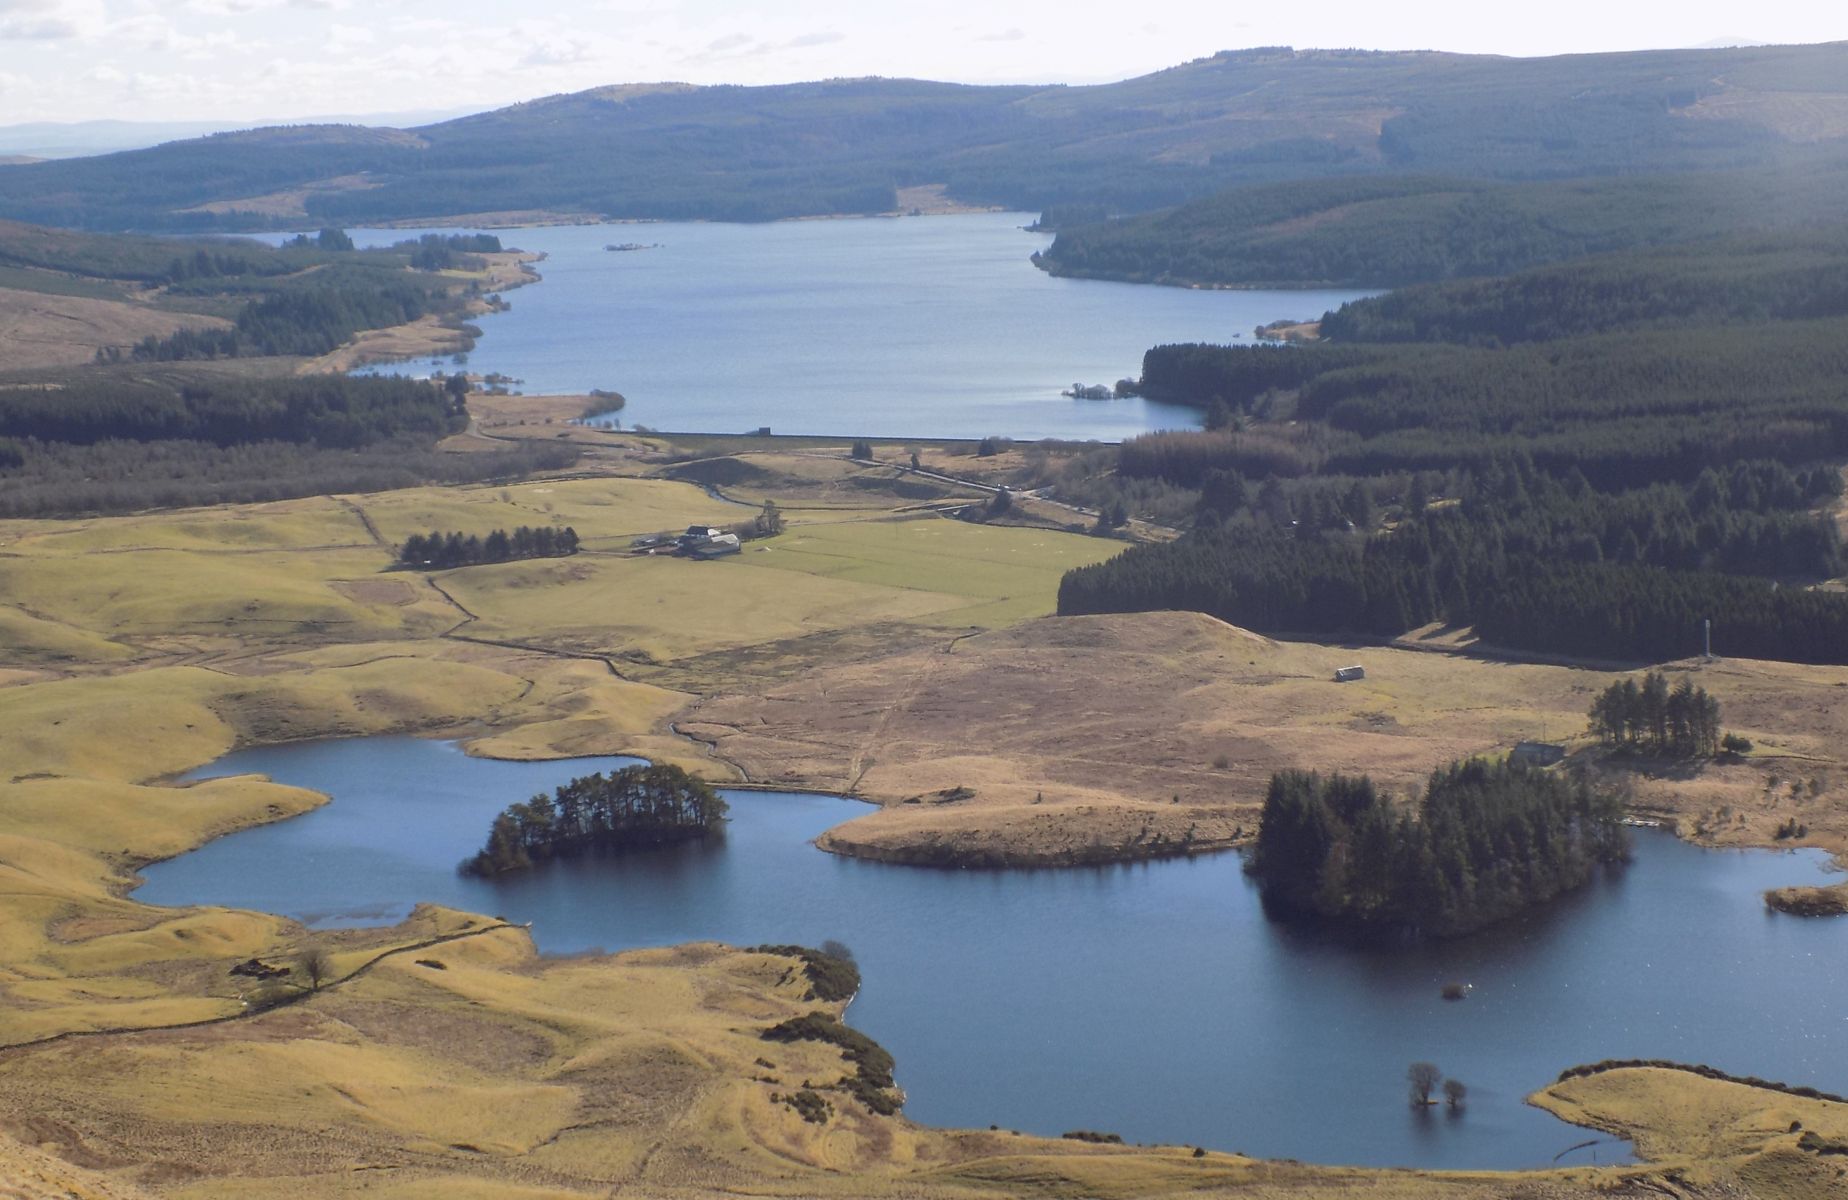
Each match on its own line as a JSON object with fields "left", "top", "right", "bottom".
{"left": 0, "top": 0, "right": 99, "bottom": 39}
{"left": 521, "top": 35, "right": 593, "bottom": 67}
{"left": 325, "top": 23, "right": 373, "bottom": 53}
{"left": 785, "top": 31, "right": 843, "bottom": 49}
{"left": 978, "top": 27, "right": 1026, "bottom": 43}
{"left": 705, "top": 32, "right": 751, "bottom": 52}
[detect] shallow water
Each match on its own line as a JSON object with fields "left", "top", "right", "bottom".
{"left": 302, "top": 215, "right": 1371, "bottom": 441}
{"left": 138, "top": 736, "right": 1848, "bottom": 1169}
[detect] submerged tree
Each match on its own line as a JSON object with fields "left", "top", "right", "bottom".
{"left": 1443, "top": 1078, "right": 1468, "bottom": 1110}
{"left": 1408, "top": 1062, "right": 1441, "bottom": 1106}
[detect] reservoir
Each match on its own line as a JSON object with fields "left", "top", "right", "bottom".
{"left": 138, "top": 736, "right": 1848, "bottom": 1170}
{"left": 310, "top": 215, "right": 1371, "bottom": 441}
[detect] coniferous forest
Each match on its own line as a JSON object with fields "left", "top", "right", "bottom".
{"left": 461, "top": 765, "right": 729, "bottom": 877}
{"left": 1247, "top": 759, "right": 1630, "bottom": 938}
{"left": 1060, "top": 223, "right": 1848, "bottom": 666}
{"left": 0, "top": 223, "right": 557, "bottom": 517}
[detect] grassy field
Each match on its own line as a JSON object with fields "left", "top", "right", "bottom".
{"left": 3, "top": 456, "right": 1846, "bottom": 1196}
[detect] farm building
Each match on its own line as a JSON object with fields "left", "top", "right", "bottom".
{"left": 1334, "top": 665, "right": 1365, "bottom": 682}
{"left": 1511, "top": 741, "right": 1567, "bottom": 766}
{"left": 687, "top": 533, "right": 741, "bottom": 559}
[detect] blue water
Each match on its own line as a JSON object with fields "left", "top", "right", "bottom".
{"left": 277, "top": 216, "right": 1370, "bottom": 441}
{"left": 137, "top": 736, "right": 1848, "bottom": 1170}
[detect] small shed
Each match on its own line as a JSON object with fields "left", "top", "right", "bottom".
{"left": 1333, "top": 665, "right": 1365, "bottom": 683}
{"left": 1511, "top": 741, "right": 1566, "bottom": 767}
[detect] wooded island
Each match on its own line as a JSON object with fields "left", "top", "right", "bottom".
{"left": 1247, "top": 759, "right": 1630, "bottom": 938}
{"left": 462, "top": 764, "right": 729, "bottom": 876}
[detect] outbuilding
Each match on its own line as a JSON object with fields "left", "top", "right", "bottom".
{"left": 1511, "top": 741, "right": 1566, "bottom": 767}
{"left": 687, "top": 533, "right": 741, "bottom": 558}
{"left": 1334, "top": 665, "right": 1365, "bottom": 682}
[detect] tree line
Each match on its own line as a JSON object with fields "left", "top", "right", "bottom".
{"left": 460, "top": 764, "right": 728, "bottom": 876}
{"left": 0, "top": 435, "right": 578, "bottom": 520}
{"left": 0, "top": 370, "right": 466, "bottom": 449}
{"left": 1587, "top": 672, "right": 1721, "bottom": 757}
{"left": 1247, "top": 759, "right": 1630, "bottom": 938}
{"left": 399, "top": 525, "right": 580, "bottom": 569}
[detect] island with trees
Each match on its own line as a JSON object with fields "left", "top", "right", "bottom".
{"left": 1247, "top": 758, "right": 1630, "bottom": 938}
{"left": 461, "top": 764, "right": 729, "bottom": 876}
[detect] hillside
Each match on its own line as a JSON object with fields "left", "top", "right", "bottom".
{"left": 1034, "top": 161, "right": 1848, "bottom": 288}
{"left": 4, "top": 42, "right": 1848, "bottom": 231}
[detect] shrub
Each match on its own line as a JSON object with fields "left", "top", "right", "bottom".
{"left": 751, "top": 945, "right": 861, "bottom": 1002}
{"left": 785, "top": 1089, "right": 831, "bottom": 1124}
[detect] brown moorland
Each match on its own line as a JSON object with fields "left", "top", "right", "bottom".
{"left": 682, "top": 610, "right": 1848, "bottom": 867}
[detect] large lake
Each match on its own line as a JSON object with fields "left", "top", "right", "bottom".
{"left": 296, "top": 216, "right": 1369, "bottom": 441}
{"left": 139, "top": 737, "right": 1847, "bottom": 1171}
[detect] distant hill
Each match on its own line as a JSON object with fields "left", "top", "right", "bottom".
{"left": 0, "top": 110, "right": 477, "bottom": 159}
{"left": 1033, "top": 159, "right": 1848, "bottom": 288}
{"left": 5, "top": 42, "right": 1847, "bottom": 231}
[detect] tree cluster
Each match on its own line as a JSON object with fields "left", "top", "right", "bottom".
{"left": 1248, "top": 759, "right": 1630, "bottom": 938}
{"left": 1587, "top": 673, "right": 1721, "bottom": 757}
{"left": 398, "top": 526, "right": 580, "bottom": 570}
{"left": 281, "top": 228, "right": 355, "bottom": 252}
{"left": 394, "top": 232, "right": 503, "bottom": 270}
{"left": 460, "top": 764, "right": 728, "bottom": 876}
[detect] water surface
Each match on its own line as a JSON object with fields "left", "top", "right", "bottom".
{"left": 140, "top": 737, "right": 1847, "bottom": 1170}
{"left": 300, "top": 216, "right": 1369, "bottom": 441}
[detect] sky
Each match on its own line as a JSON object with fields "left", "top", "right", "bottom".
{"left": 0, "top": 0, "right": 1843, "bottom": 125}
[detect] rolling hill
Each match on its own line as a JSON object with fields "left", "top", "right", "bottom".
{"left": 4, "top": 41, "right": 1847, "bottom": 232}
